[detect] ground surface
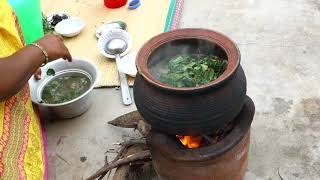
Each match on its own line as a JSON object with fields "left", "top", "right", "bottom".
{"left": 45, "top": 0, "right": 320, "bottom": 179}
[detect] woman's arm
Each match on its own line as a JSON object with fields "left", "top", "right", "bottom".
{"left": 0, "top": 34, "right": 72, "bottom": 101}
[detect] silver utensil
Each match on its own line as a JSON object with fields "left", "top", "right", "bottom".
{"left": 106, "top": 38, "right": 132, "bottom": 105}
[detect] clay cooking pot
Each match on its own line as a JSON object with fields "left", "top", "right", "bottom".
{"left": 133, "top": 28, "right": 246, "bottom": 135}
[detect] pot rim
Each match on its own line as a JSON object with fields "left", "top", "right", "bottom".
{"left": 136, "top": 28, "right": 241, "bottom": 92}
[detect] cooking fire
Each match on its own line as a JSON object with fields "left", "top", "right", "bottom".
{"left": 176, "top": 135, "right": 203, "bottom": 148}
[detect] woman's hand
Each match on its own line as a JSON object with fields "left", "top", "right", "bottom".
{"left": 36, "top": 34, "right": 72, "bottom": 62}
{"left": 33, "top": 34, "right": 72, "bottom": 80}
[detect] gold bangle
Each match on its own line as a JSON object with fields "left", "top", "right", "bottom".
{"left": 30, "top": 43, "right": 49, "bottom": 67}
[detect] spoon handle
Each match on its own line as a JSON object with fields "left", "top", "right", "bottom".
{"left": 116, "top": 55, "right": 132, "bottom": 105}
{"left": 119, "top": 72, "right": 132, "bottom": 105}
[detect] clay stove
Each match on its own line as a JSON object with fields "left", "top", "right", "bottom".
{"left": 147, "top": 97, "right": 254, "bottom": 180}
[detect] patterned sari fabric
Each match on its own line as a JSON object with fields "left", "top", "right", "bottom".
{"left": 0, "top": 0, "right": 47, "bottom": 179}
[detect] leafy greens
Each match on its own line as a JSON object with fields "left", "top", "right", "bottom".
{"left": 159, "top": 55, "right": 227, "bottom": 87}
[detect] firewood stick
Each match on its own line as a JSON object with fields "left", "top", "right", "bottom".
{"left": 86, "top": 150, "right": 152, "bottom": 180}
{"left": 97, "top": 164, "right": 108, "bottom": 180}
{"left": 201, "top": 134, "right": 217, "bottom": 144}
{"left": 108, "top": 111, "right": 151, "bottom": 136}
{"left": 136, "top": 120, "right": 151, "bottom": 137}
{"left": 117, "top": 139, "right": 146, "bottom": 148}
{"left": 108, "top": 111, "right": 143, "bottom": 128}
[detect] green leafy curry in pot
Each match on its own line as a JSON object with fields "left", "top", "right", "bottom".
{"left": 159, "top": 55, "right": 227, "bottom": 87}
{"left": 41, "top": 73, "right": 91, "bottom": 104}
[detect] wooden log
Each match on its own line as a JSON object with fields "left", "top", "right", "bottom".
{"left": 108, "top": 111, "right": 151, "bottom": 137}
{"left": 108, "top": 111, "right": 143, "bottom": 128}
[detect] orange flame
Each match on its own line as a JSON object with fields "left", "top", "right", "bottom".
{"left": 176, "top": 135, "right": 202, "bottom": 149}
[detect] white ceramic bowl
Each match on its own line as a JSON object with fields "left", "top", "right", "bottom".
{"left": 29, "top": 59, "right": 99, "bottom": 119}
{"left": 97, "top": 29, "right": 132, "bottom": 58}
{"left": 55, "top": 18, "right": 86, "bottom": 37}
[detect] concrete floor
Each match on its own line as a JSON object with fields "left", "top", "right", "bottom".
{"left": 45, "top": 0, "right": 320, "bottom": 179}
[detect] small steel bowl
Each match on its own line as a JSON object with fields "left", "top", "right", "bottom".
{"left": 95, "top": 21, "right": 128, "bottom": 38}
{"left": 29, "top": 59, "right": 99, "bottom": 119}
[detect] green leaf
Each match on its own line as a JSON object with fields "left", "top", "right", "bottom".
{"left": 193, "top": 66, "right": 201, "bottom": 70}
{"left": 46, "top": 68, "right": 56, "bottom": 76}
{"left": 201, "top": 64, "right": 208, "bottom": 71}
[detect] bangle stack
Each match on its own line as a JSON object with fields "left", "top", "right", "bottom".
{"left": 30, "top": 43, "right": 49, "bottom": 67}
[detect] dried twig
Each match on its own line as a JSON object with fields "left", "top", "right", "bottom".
{"left": 278, "top": 167, "right": 285, "bottom": 180}
{"left": 97, "top": 156, "right": 109, "bottom": 180}
{"left": 86, "top": 150, "right": 152, "bottom": 180}
{"left": 56, "top": 153, "right": 71, "bottom": 165}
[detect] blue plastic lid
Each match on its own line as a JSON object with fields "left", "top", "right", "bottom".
{"left": 128, "top": 0, "right": 141, "bottom": 9}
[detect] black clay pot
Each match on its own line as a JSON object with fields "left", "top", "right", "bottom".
{"left": 133, "top": 28, "right": 247, "bottom": 135}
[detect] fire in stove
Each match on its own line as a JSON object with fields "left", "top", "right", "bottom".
{"left": 176, "top": 135, "right": 203, "bottom": 148}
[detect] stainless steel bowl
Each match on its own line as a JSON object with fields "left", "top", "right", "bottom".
{"left": 29, "top": 59, "right": 99, "bottom": 119}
